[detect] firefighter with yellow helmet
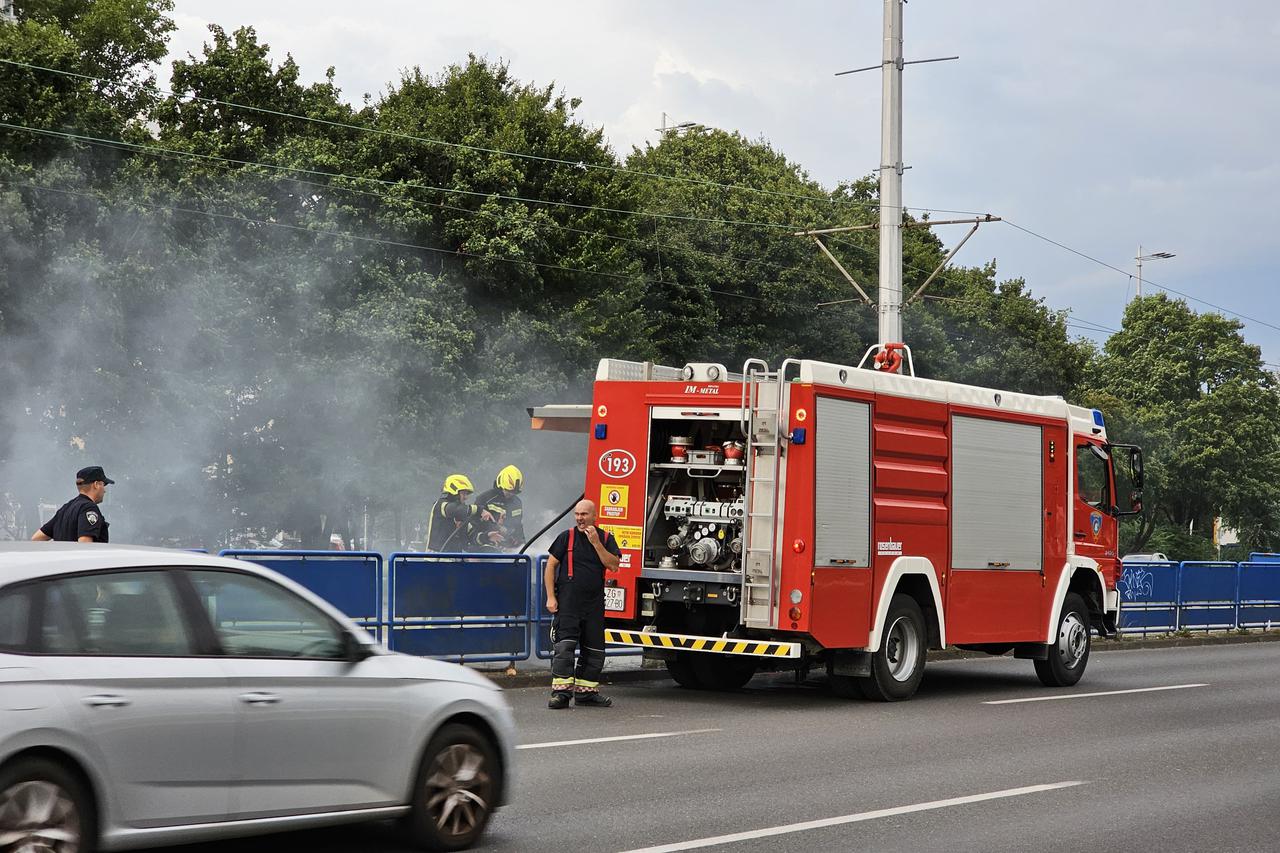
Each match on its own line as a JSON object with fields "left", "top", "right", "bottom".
{"left": 426, "top": 474, "right": 490, "bottom": 552}
{"left": 465, "top": 465, "right": 526, "bottom": 552}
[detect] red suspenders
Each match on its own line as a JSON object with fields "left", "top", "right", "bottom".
{"left": 565, "top": 527, "right": 608, "bottom": 580}
{"left": 567, "top": 527, "right": 575, "bottom": 579}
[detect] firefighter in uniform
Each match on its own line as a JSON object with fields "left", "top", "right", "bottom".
{"left": 465, "top": 464, "right": 526, "bottom": 552}
{"left": 544, "top": 499, "right": 621, "bottom": 709}
{"left": 425, "top": 474, "right": 490, "bottom": 552}
{"left": 32, "top": 466, "right": 114, "bottom": 543}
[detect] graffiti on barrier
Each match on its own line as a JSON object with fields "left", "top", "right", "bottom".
{"left": 1118, "top": 566, "right": 1155, "bottom": 602}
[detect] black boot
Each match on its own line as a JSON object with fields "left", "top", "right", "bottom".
{"left": 575, "top": 691, "right": 612, "bottom": 707}
{"left": 548, "top": 692, "right": 572, "bottom": 710}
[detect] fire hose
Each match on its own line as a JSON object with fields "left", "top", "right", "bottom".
{"left": 519, "top": 492, "right": 585, "bottom": 555}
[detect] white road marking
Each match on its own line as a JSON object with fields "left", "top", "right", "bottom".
{"left": 616, "top": 781, "right": 1086, "bottom": 853}
{"left": 517, "top": 728, "right": 721, "bottom": 750}
{"left": 983, "top": 683, "right": 1208, "bottom": 705}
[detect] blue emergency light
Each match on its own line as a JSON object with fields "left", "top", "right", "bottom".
{"left": 594, "top": 423, "right": 607, "bottom": 440}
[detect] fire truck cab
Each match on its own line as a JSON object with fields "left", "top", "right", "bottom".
{"left": 532, "top": 356, "right": 1144, "bottom": 701}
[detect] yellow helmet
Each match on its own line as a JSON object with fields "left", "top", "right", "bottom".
{"left": 496, "top": 465, "right": 523, "bottom": 493}
{"left": 443, "top": 474, "right": 474, "bottom": 496}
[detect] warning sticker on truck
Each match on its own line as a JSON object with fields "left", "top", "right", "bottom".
{"left": 600, "top": 484, "right": 629, "bottom": 520}
{"left": 602, "top": 524, "right": 642, "bottom": 550}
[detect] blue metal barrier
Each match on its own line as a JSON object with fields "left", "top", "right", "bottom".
{"left": 219, "top": 550, "right": 384, "bottom": 640}
{"left": 1118, "top": 562, "right": 1179, "bottom": 635}
{"left": 1178, "top": 562, "right": 1239, "bottom": 631}
{"left": 533, "top": 555, "right": 642, "bottom": 660}
{"left": 387, "top": 552, "right": 531, "bottom": 663}
{"left": 1238, "top": 562, "right": 1280, "bottom": 629}
{"left": 1119, "top": 560, "right": 1280, "bottom": 635}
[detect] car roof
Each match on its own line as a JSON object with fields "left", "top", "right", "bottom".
{"left": 0, "top": 542, "right": 267, "bottom": 584}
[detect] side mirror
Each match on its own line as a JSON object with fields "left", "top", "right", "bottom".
{"left": 344, "top": 632, "right": 379, "bottom": 663}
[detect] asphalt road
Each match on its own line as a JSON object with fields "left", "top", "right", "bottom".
{"left": 163, "top": 642, "right": 1280, "bottom": 853}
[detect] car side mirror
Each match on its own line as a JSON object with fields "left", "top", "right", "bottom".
{"left": 344, "top": 632, "right": 378, "bottom": 663}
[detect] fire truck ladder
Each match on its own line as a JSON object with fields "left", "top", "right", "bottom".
{"left": 740, "top": 359, "right": 784, "bottom": 629}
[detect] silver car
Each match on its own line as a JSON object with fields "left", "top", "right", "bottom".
{"left": 0, "top": 543, "right": 515, "bottom": 852}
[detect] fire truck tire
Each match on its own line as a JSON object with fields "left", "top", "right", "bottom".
{"left": 692, "top": 653, "right": 757, "bottom": 691}
{"left": 1035, "top": 592, "right": 1091, "bottom": 687}
{"left": 666, "top": 653, "right": 703, "bottom": 689}
{"left": 860, "top": 594, "right": 927, "bottom": 702}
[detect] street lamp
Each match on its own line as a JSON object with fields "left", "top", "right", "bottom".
{"left": 1135, "top": 245, "right": 1175, "bottom": 299}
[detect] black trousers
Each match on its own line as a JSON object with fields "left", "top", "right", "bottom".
{"left": 550, "top": 590, "right": 605, "bottom": 693}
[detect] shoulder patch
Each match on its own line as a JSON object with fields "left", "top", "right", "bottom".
{"left": 86, "top": 510, "right": 99, "bottom": 525}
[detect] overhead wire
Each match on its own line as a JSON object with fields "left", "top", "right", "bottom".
{"left": 0, "top": 178, "right": 869, "bottom": 318}
{"left": 0, "top": 55, "right": 990, "bottom": 219}
{"left": 1004, "top": 218, "right": 1280, "bottom": 337}
{"left": 0, "top": 119, "right": 879, "bottom": 303}
{"left": 22, "top": 57, "right": 1271, "bottom": 342}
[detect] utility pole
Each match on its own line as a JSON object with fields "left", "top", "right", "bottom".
{"left": 877, "top": 0, "right": 904, "bottom": 346}
{"left": 828, "top": 1, "right": 957, "bottom": 357}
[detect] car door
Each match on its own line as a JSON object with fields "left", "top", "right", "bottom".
{"left": 182, "top": 569, "right": 415, "bottom": 818}
{"left": 35, "top": 569, "right": 237, "bottom": 828}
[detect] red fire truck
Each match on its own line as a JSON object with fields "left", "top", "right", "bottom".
{"left": 532, "top": 355, "right": 1144, "bottom": 700}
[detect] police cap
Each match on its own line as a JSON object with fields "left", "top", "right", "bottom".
{"left": 75, "top": 466, "right": 116, "bottom": 485}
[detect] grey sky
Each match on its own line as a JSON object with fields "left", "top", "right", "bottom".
{"left": 168, "top": 1, "right": 1280, "bottom": 364}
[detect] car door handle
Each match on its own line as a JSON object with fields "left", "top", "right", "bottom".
{"left": 238, "top": 692, "right": 281, "bottom": 705}
{"left": 83, "top": 694, "right": 130, "bottom": 708}
{"left": 1073, "top": 532, "right": 1086, "bottom": 539}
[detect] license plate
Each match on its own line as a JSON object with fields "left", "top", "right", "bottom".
{"left": 604, "top": 586, "right": 626, "bottom": 612}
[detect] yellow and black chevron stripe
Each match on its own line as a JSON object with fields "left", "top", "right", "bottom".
{"left": 605, "top": 629, "right": 800, "bottom": 658}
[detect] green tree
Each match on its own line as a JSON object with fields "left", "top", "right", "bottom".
{"left": 1082, "top": 294, "right": 1280, "bottom": 555}
{"left": 0, "top": 0, "right": 175, "bottom": 162}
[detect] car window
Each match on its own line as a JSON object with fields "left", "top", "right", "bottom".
{"left": 186, "top": 570, "right": 345, "bottom": 659}
{"left": 0, "top": 586, "right": 29, "bottom": 651}
{"left": 43, "top": 571, "right": 194, "bottom": 656}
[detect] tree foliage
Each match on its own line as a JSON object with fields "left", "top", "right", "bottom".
{"left": 3, "top": 10, "right": 1262, "bottom": 555}
{"left": 1081, "top": 294, "right": 1280, "bottom": 555}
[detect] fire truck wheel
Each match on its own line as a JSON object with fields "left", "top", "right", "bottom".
{"left": 692, "top": 653, "right": 757, "bottom": 691}
{"left": 1035, "top": 592, "right": 1091, "bottom": 687}
{"left": 666, "top": 653, "right": 703, "bottom": 689}
{"left": 860, "top": 594, "right": 927, "bottom": 702}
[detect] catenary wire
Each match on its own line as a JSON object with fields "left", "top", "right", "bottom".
{"left": 0, "top": 118, "right": 975, "bottom": 299}
{"left": 0, "top": 178, "right": 872, "bottom": 317}
{"left": 0, "top": 56, "right": 992, "bottom": 219}
{"left": 0, "top": 121, "right": 821, "bottom": 281}
{"left": 1004, "top": 218, "right": 1280, "bottom": 337}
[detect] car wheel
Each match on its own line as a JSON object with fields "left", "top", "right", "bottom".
{"left": 0, "top": 757, "right": 95, "bottom": 853}
{"left": 1035, "top": 592, "right": 1091, "bottom": 687}
{"left": 858, "top": 594, "right": 927, "bottom": 701}
{"left": 403, "top": 723, "right": 500, "bottom": 852}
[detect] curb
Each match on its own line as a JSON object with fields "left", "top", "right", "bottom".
{"left": 474, "top": 630, "right": 1280, "bottom": 690}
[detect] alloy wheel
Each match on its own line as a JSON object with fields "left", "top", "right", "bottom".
{"left": 0, "top": 780, "right": 81, "bottom": 853}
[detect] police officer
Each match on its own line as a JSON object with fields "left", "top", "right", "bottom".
{"left": 32, "top": 466, "right": 114, "bottom": 543}
{"left": 465, "top": 465, "right": 526, "bottom": 552}
{"left": 544, "top": 499, "right": 621, "bottom": 709}
{"left": 425, "top": 474, "right": 490, "bottom": 552}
